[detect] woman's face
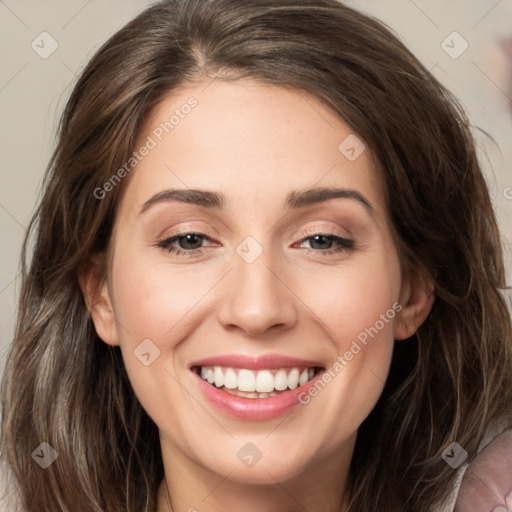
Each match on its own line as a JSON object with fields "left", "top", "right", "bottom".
{"left": 89, "top": 78, "right": 428, "bottom": 486}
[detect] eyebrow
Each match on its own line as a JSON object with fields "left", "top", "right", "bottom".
{"left": 139, "top": 187, "right": 375, "bottom": 217}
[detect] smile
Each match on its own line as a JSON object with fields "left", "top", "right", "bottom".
{"left": 189, "top": 354, "right": 326, "bottom": 420}
{"left": 196, "top": 366, "right": 318, "bottom": 398}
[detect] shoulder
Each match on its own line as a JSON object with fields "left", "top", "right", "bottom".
{"left": 454, "top": 429, "right": 512, "bottom": 512}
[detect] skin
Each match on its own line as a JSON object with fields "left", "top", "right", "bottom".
{"left": 81, "top": 78, "right": 434, "bottom": 512}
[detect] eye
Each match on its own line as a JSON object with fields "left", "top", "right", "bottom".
{"left": 157, "top": 232, "right": 215, "bottom": 256}
{"left": 156, "top": 231, "right": 354, "bottom": 258}
{"left": 296, "top": 233, "right": 354, "bottom": 255}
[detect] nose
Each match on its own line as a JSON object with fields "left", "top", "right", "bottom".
{"left": 216, "top": 248, "right": 299, "bottom": 337}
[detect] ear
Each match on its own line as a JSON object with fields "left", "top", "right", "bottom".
{"left": 394, "top": 269, "right": 435, "bottom": 340}
{"left": 78, "top": 254, "right": 120, "bottom": 346}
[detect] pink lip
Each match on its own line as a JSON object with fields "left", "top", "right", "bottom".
{"left": 190, "top": 353, "right": 323, "bottom": 370}
{"left": 190, "top": 356, "right": 325, "bottom": 421}
{"left": 193, "top": 371, "right": 324, "bottom": 421}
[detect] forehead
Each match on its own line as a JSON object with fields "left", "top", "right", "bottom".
{"left": 121, "top": 78, "right": 388, "bottom": 221}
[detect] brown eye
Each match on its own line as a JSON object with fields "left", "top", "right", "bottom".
{"left": 157, "top": 232, "right": 213, "bottom": 255}
{"left": 297, "top": 234, "right": 354, "bottom": 254}
{"left": 175, "top": 234, "right": 204, "bottom": 250}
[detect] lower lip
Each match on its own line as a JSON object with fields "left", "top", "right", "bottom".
{"left": 192, "top": 370, "right": 323, "bottom": 420}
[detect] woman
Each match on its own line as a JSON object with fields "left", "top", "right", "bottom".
{"left": 1, "top": 0, "right": 511, "bottom": 511}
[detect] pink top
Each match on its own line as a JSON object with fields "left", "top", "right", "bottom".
{"left": 439, "top": 427, "right": 512, "bottom": 512}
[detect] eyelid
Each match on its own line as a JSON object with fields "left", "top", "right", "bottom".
{"left": 294, "top": 233, "right": 354, "bottom": 251}
{"left": 296, "top": 224, "right": 351, "bottom": 240}
{"left": 155, "top": 219, "right": 219, "bottom": 239}
{"left": 157, "top": 226, "right": 350, "bottom": 245}
{"left": 156, "top": 231, "right": 355, "bottom": 261}
{"left": 154, "top": 214, "right": 358, "bottom": 254}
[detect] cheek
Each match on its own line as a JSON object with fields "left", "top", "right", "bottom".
{"left": 108, "top": 252, "right": 205, "bottom": 429}
{"left": 296, "top": 248, "right": 401, "bottom": 347}
{"left": 293, "top": 246, "right": 401, "bottom": 420}
{"left": 110, "top": 249, "right": 219, "bottom": 344}
{"left": 107, "top": 248, "right": 220, "bottom": 407}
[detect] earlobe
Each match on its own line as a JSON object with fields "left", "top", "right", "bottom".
{"left": 78, "top": 256, "right": 120, "bottom": 347}
{"left": 394, "top": 271, "right": 435, "bottom": 340}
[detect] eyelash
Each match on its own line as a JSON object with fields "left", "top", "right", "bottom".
{"left": 156, "top": 231, "right": 354, "bottom": 257}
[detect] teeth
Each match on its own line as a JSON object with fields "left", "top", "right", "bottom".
{"left": 198, "top": 365, "right": 318, "bottom": 394}
{"left": 299, "top": 369, "right": 309, "bottom": 386}
{"left": 238, "top": 369, "right": 256, "bottom": 392}
{"left": 288, "top": 368, "right": 299, "bottom": 390}
{"left": 224, "top": 388, "right": 279, "bottom": 399}
{"left": 224, "top": 368, "right": 237, "bottom": 389}
{"left": 256, "top": 370, "right": 274, "bottom": 392}
{"left": 274, "top": 369, "right": 288, "bottom": 390}
{"left": 214, "top": 367, "right": 224, "bottom": 388}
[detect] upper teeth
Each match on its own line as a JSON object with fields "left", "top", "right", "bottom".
{"left": 200, "top": 366, "right": 315, "bottom": 392}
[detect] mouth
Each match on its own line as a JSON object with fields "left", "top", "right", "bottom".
{"left": 192, "top": 365, "right": 321, "bottom": 398}
{"left": 189, "top": 355, "right": 326, "bottom": 420}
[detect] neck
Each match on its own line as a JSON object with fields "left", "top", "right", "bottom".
{"left": 156, "top": 432, "right": 355, "bottom": 512}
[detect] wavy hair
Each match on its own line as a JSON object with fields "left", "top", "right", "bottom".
{"left": 2, "top": 0, "right": 512, "bottom": 510}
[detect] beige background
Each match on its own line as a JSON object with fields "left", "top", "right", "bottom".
{"left": 1, "top": 0, "right": 512, "bottom": 378}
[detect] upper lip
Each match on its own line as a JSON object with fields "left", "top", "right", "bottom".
{"left": 190, "top": 354, "right": 324, "bottom": 370}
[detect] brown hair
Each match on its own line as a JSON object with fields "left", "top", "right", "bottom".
{"left": 2, "top": 0, "right": 511, "bottom": 510}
